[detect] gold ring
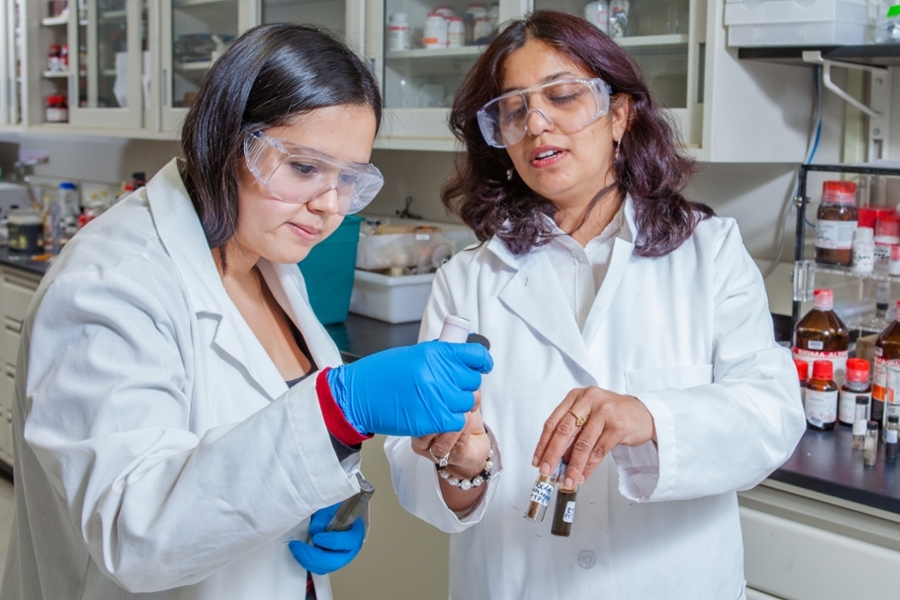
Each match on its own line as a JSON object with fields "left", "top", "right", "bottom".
{"left": 567, "top": 409, "right": 588, "bottom": 427}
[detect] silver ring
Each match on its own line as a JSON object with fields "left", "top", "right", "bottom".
{"left": 429, "top": 446, "right": 450, "bottom": 468}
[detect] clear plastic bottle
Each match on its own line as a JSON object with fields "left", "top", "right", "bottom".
{"left": 423, "top": 12, "right": 449, "bottom": 49}
{"left": 861, "top": 280, "right": 893, "bottom": 336}
{"left": 851, "top": 226, "right": 875, "bottom": 273}
{"left": 793, "top": 288, "right": 850, "bottom": 384}
{"left": 839, "top": 358, "right": 871, "bottom": 426}
{"left": 806, "top": 360, "right": 838, "bottom": 430}
{"left": 876, "top": 1, "right": 900, "bottom": 44}
{"left": 815, "top": 181, "right": 858, "bottom": 267}
{"left": 873, "top": 299, "right": 900, "bottom": 426}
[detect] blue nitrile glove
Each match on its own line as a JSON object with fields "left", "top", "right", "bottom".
{"left": 289, "top": 502, "right": 365, "bottom": 576}
{"left": 326, "top": 340, "right": 493, "bottom": 437}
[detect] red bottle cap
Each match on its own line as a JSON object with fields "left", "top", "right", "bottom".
{"left": 846, "top": 358, "right": 870, "bottom": 383}
{"left": 812, "top": 360, "right": 833, "bottom": 382}
{"left": 813, "top": 288, "right": 834, "bottom": 311}
{"left": 823, "top": 180, "right": 856, "bottom": 194}
{"left": 794, "top": 358, "right": 809, "bottom": 382}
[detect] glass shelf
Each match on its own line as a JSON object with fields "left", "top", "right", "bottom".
{"left": 738, "top": 45, "right": 900, "bottom": 68}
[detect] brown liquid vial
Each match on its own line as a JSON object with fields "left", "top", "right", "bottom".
{"left": 815, "top": 180, "right": 858, "bottom": 266}
{"left": 873, "top": 300, "right": 900, "bottom": 427}
{"left": 793, "top": 289, "right": 849, "bottom": 381}
{"left": 551, "top": 487, "right": 577, "bottom": 537}
{"left": 807, "top": 360, "right": 838, "bottom": 430}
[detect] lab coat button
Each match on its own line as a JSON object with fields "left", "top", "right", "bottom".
{"left": 577, "top": 550, "right": 596, "bottom": 569}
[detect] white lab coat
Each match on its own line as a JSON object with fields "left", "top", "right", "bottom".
{"left": 386, "top": 198, "right": 806, "bottom": 600}
{"left": 0, "top": 159, "right": 361, "bottom": 600}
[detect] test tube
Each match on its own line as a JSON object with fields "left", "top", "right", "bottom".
{"left": 326, "top": 473, "right": 375, "bottom": 532}
{"left": 852, "top": 395, "right": 869, "bottom": 451}
{"left": 864, "top": 420, "right": 879, "bottom": 467}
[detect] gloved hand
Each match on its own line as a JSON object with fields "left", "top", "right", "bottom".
{"left": 289, "top": 501, "right": 365, "bottom": 576}
{"left": 327, "top": 341, "right": 493, "bottom": 438}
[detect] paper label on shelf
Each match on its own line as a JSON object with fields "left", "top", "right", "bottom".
{"left": 792, "top": 348, "right": 849, "bottom": 384}
{"left": 816, "top": 220, "right": 857, "bottom": 250}
{"left": 806, "top": 389, "right": 837, "bottom": 426}
{"left": 873, "top": 356, "right": 900, "bottom": 401}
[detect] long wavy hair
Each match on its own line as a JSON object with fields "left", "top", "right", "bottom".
{"left": 442, "top": 10, "right": 712, "bottom": 257}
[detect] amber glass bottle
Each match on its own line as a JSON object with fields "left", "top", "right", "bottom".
{"left": 793, "top": 288, "right": 850, "bottom": 384}
{"left": 873, "top": 299, "right": 900, "bottom": 427}
{"left": 807, "top": 360, "right": 838, "bottom": 430}
{"left": 815, "top": 180, "right": 858, "bottom": 266}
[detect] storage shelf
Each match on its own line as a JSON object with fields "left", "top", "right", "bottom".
{"left": 811, "top": 264, "right": 900, "bottom": 283}
{"left": 616, "top": 33, "right": 689, "bottom": 48}
{"left": 174, "top": 61, "right": 211, "bottom": 71}
{"left": 386, "top": 46, "right": 483, "bottom": 60}
{"left": 42, "top": 70, "right": 69, "bottom": 79}
{"left": 174, "top": 0, "right": 234, "bottom": 7}
{"left": 738, "top": 45, "right": 900, "bottom": 67}
{"left": 41, "top": 14, "right": 68, "bottom": 26}
{"left": 100, "top": 9, "right": 127, "bottom": 19}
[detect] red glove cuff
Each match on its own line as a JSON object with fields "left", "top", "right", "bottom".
{"left": 316, "top": 368, "right": 372, "bottom": 446}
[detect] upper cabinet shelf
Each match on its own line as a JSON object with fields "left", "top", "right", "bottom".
{"left": 738, "top": 45, "right": 900, "bottom": 67}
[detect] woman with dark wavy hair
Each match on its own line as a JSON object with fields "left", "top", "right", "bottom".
{"left": 387, "top": 10, "right": 804, "bottom": 599}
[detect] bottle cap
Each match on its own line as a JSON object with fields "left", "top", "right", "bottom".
{"left": 845, "top": 358, "right": 870, "bottom": 382}
{"left": 890, "top": 415, "right": 899, "bottom": 424}
{"left": 438, "top": 315, "right": 471, "bottom": 343}
{"left": 856, "top": 395, "right": 870, "bottom": 404}
{"left": 59, "top": 182, "right": 76, "bottom": 190}
{"left": 822, "top": 180, "right": 857, "bottom": 204}
{"left": 854, "top": 227, "right": 874, "bottom": 242}
{"left": 868, "top": 420, "right": 879, "bottom": 430}
{"left": 812, "top": 288, "right": 834, "bottom": 311}
{"left": 793, "top": 358, "right": 809, "bottom": 381}
{"left": 811, "top": 360, "right": 833, "bottom": 382}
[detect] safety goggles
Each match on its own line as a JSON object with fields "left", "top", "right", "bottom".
{"left": 476, "top": 78, "right": 613, "bottom": 149}
{"left": 243, "top": 131, "right": 384, "bottom": 215}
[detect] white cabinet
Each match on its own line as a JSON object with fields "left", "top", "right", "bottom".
{"left": 366, "top": 0, "right": 813, "bottom": 160}
{"left": 0, "top": 0, "right": 23, "bottom": 126}
{"left": 0, "top": 264, "right": 40, "bottom": 468}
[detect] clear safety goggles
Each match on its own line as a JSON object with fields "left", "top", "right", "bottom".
{"left": 243, "top": 131, "right": 384, "bottom": 215}
{"left": 476, "top": 78, "right": 613, "bottom": 149}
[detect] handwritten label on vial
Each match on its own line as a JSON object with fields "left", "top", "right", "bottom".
{"left": 563, "top": 501, "right": 576, "bottom": 523}
{"left": 530, "top": 481, "right": 553, "bottom": 506}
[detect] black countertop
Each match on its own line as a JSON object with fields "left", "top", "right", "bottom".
{"left": 770, "top": 426, "right": 900, "bottom": 514}
{"left": 0, "top": 246, "right": 51, "bottom": 275}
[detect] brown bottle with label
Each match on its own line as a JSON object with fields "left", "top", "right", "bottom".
{"left": 793, "top": 288, "right": 850, "bottom": 384}
{"left": 873, "top": 299, "right": 900, "bottom": 427}
{"left": 815, "top": 180, "right": 857, "bottom": 266}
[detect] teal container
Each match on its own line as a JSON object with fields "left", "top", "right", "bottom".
{"left": 297, "top": 215, "right": 363, "bottom": 325}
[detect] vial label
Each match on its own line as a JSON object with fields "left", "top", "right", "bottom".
{"left": 839, "top": 390, "right": 870, "bottom": 424}
{"left": 853, "top": 245, "right": 875, "bottom": 273}
{"left": 806, "top": 389, "right": 837, "bottom": 426}
{"left": 888, "top": 429, "right": 899, "bottom": 444}
{"left": 816, "top": 220, "right": 857, "bottom": 250}
{"left": 853, "top": 419, "right": 868, "bottom": 436}
{"left": 530, "top": 481, "right": 553, "bottom": 506}
{"left": 808, "top": 340, "right": 824, "bottom": 351}
{"left": 563, "top": 501, "right": 576, "bottom": 523}
{"left": 873, "top": 357, "right": 900, "bottom": 401}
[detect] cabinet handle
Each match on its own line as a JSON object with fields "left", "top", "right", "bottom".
{"left": 162, "top": 69, "right": 167, "bottom": 107}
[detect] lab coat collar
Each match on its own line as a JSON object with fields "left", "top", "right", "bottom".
{"left": 489, "top": 195, "right": 637, "bottom": 377}
{"left": 146, "top": 159, "right": 340, "bottom": 401}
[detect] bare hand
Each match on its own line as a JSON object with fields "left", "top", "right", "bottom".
{"left": 411, "top": 392, "right": 489, "bottom": 479}
{"left": 532, "top": 387, "right": 656, "bottom": 489}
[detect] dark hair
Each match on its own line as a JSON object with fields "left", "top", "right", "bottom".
{"left": 442, "top": 10, "right": 712, "bottom": 257}
{"left": 180, "top": 23, "right": 382, "bottom": 255}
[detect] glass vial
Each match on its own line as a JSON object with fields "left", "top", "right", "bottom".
{"left": 865, "top": 420, "right": 879, "bottom": 466}
{"left": 806, "top": 360, "right": 838, "bottom": 430}
{"left": 886, "top": 415, "right": 899, "bottom": 462}
{"left": 551, "top": 485, "right": 578, "bottom": 537}
{"left": 873, "top": 299, "right": 900, "bottom": 426}
{"left": 524, "top": 461, "right": 562, "bottom": 523}
{"left": 852, "top": 396, "right": 869, "bottom": 450}
{"left": 852, "top": 226, "right": 875, "bottom": 273}
{"left": 839, "top": 358, "right": 871, "bottom": 426}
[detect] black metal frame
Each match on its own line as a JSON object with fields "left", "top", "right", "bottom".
{"left": 793, "top": 163, "right": 900, "bottom": 325}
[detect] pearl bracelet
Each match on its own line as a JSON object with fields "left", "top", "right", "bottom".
{"left": 435, "top": 439, "right": 495, "bottom": 491}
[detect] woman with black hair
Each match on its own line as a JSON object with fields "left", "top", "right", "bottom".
{"left": 386, "top": 11, "right": 804, "bottom": 600}
{"left": 0, "top": 24, "right": 491, "bottom": 600}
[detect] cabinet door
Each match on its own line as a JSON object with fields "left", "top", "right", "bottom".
{"left": 259, "top": 0, "right": 365, "bottom": 55}
{"left": 530, "top": 0, "right": 702, "bottom": 149}
{"left": 159, "top": 0, "right": 255, "bottom": 134}
{"left": 67, "top": 0, "right": 145, "bottom": 128}
{"left": 370, "top": 0, "right": 525, "bottom": 150}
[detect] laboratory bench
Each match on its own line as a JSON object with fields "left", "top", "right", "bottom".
{"left": 1, "top": 257, "right": 899, "bottom": 598}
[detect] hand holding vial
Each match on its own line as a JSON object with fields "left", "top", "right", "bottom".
{"left": 532, "top": 386, "right": 656, "bottom": 490}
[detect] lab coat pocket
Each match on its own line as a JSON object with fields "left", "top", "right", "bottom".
{"left": 624, "top": 363, "right": 713, "bottom": 394}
